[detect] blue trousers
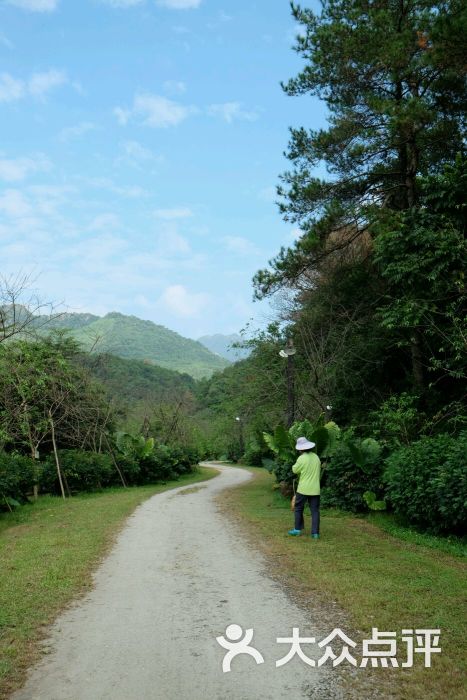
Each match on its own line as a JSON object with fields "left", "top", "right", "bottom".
{"left": 294, "top": 493, "right": 320, "bottom": 535}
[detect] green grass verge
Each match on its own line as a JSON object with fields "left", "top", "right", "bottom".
{"left": 223, "top": 468, "right": 466, "bottom": 700}
{"left": 0, "top": 466, "right": 218, "bottom": 699}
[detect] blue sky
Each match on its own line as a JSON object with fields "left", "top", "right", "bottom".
{"left": 0, "top": 0, "right": 326, "bottom": 339}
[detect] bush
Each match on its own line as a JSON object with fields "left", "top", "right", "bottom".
{"left": 115, "top": 455, "right": 141, "bottom": 485}
{"left": 368, "top": 393, "right": 423, "bottom": 448}
{"left": 384, "top": 432, "right": 467, "bottom": 534}
{"left": 135, "top": 445, "right": 199, "bottom": 485}
{"left": 322, "top": 439, "right": 385, "bottom": 512}
{"left": 40, "top": 450, "right": 115, "bottom": 494}
{"left": 0, "top": 452, "right": 35, "bottom": 509}
{"left": 243, "top": 441, "right": 267, "bottom": 467}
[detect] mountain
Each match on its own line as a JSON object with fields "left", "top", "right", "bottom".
{"left": 81, "top": 353, "right": 196, "bottom": 405}
{"left": 198, "top": 333, "right": 250, "bottom": 362}
{"left": 46, "top": 312, "right": 100, "bottom": 330}
{"left": 44, "top": 312, "right": 230, "bottom": 379}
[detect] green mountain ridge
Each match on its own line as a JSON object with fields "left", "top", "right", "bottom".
{"left": 45, "top": 311, "right": 230, "bottom": 379}
{"left": 81, "top": 353, "right": 196, "bottom": 405}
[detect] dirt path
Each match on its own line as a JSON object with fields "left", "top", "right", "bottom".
{"left": 12, "top": 464, "right": 344, "bottom": 700}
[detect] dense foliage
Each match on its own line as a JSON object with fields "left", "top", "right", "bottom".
{"left": 0, "top": 336, "right": 201, "bottom": 509}
{"left": 384, "top": 432, "right": 467, "bottom": 534}
{"left": 193, "top": 1, "right": 466, "bottom": 536}
{"left": 0, "top": 452, "right": 35, "bottom": 510}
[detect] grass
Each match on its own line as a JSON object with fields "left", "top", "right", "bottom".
{"left": 222, "top": 468, "right": 467, "bottom": 700}
{"left": 0, "top": 466, "right": 218, "bottom": 699}
{"left": 367, "top": 512, "right": 466, "bottom": 558}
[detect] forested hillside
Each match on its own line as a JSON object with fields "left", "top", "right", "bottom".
{"left": 47, "top": 311, "right": 230, "bottom": 379}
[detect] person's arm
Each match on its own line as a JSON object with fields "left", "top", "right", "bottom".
{"left": 292, "top": 455, "right": 302, "bottom": 475}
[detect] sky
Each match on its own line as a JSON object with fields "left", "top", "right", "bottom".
{"left": 0, "top": 0, "right": 327, "bottom": 340}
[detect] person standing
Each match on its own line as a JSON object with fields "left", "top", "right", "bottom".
{"left": 288, "top": 437, "right": 321, "bottom": 538}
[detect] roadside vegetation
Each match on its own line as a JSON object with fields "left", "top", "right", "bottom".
{"left": 222, "top": 469, "right": 466, "bottom": 700}
{"left": 0, "top": 467, "right": 217, "bottom": 699}
{"left": 0, "top": 0, "right": 465, "bottom": 696}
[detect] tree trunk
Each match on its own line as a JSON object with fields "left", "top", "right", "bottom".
{"left": 104, "top": 434, "right": 127, "bottom": 488}
{"left": 286, "top": 354, "right": 295, "bottom": 427}
{"left": 410, "top": 330, "right": 425, "bottom": 393}
{"left": 49, "top": 411, "right": 66, "bottom": 500}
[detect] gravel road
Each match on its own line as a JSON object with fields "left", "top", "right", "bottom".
{"left": 12, "top": 464, "right": 345, "bottom": 700}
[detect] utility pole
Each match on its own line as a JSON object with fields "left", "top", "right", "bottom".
{"left": 279, "top": 339, "right": 296, "bottom": 427}
{"left": 235, "top": 416, "right": 244, "bottom": 457}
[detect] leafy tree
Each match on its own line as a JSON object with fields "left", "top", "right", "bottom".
{"left": 373, "top": 157, "right": 467, "bottom": 385}
{"left": 0, "top": 336, "right": 118, "bottom": 497}
{"left": 248, "top": 0, "right": 466, "bottom": 434}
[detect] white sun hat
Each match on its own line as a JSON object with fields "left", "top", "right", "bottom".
{"left": 295, "top": 436, "right": 316, "bottom": 451}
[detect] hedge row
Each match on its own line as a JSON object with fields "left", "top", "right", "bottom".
{"left": 322, "top": 431, "right": 466, "bottom": 535}
{"left": 384, "top": 432, "right": 466, "bottom": 535}
{"left": 0, "top": 445, "right": 200, "bottom": 509}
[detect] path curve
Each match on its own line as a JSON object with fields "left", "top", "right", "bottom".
{"left": 13, "top": 464, "right": 343, "bottom": 700}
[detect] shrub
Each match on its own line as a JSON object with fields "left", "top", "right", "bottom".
{"left": 0, "top": 452, "right": 35, "bottom": 509}
{"left": 40, "top": 450, "right": 115, "bottom": 494}
{"left": 384, "top": 432, "right": 467, "bottom": 534}
{"left": 368, "top": 393, "right": 423, "bottom": 448}
{"left": 135, "top": 445, "right": 199, "bottom": 485}
{"left": 243, "top": 439, "right": 268, "bottom": 467}
{"left": 115, "top": 455, "right": 141, "bottom": 485}
{"left": 322, "top": 437, "right": 385, "bottom": 512}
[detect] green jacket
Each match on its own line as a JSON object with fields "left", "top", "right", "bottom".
{"left": 292, "top": 452, "right": 321, "bottom": 496}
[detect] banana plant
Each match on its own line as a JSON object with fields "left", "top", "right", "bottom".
{"left": 263, "top": 417, "right": 341, "bottom": 483}
{"left": 346, "top": 437, "right": 386, "bottom": 511}
{"left": 116, "top": 432, "right": 155, "bottom": 461}
{"left": 346, "top": 437, "right": 381, "bottom": 474}
{"left": 363, "top": 490, "right": 387, "bottom": 511}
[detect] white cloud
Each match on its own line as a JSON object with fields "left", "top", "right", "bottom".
{"left": 156, "top": 0, "right": 202, "bottom": 9}
{"left": 84, "top": 176, "right": 149, "bottom": 199}
{"left": 0, "top": 34, "right": 14, "bottom": 49}
{"left": 113, "top": 106, "right": 131, "bottom": 126}
{"left": 159, "top": 284, "right": 210, "bottom": 318}
{"left": 134, "top": 93, "right": 194, "bottom": 127}
{"left": 224, "top": 235, "right": 260, "bottom": 256}
{"left": 153, "top": 207, "right": 193, "bottom": 220}
{"left": 0, "top": 189, "right": 32, "bottom": 218}
{"left": 59, "top": 122, "right": 95, "bottom": 141}
{"left": 0, "top": 73, "right": 25, "bottom": 102}
{"left": 122, "top": 140, "right": 153, "bottom": 161}
{"left": 88, "top": 213, "right": 121, "bottom": 232}
{"left": 0, "top": 69, "right": 67, "bottom": 103}
{"left": 163, "top": 80, "right": 187, "bottom": 95}
{"left": 28, "top": 69, "right": 67, "bottom": 98}
{"left": 115, "top": 93, "right": 196, "bottom": 128}
{"left": 157, "top": 228, "right": 191, "bottom": 255}
{"left": 0, "top": 154, "right": 51, "bottom": 182}
{"left": 207, "top": 101, "right": 258, "bottom": 124}
{"left": 99, "top": 0, "right": 144, "bottom": 6}
{"left": 6, "top": 0, "right": 59, "bottom": 11}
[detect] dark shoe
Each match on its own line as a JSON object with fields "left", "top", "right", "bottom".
{"left": 311, "top": 534, "right": 320, "bottom": 539}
